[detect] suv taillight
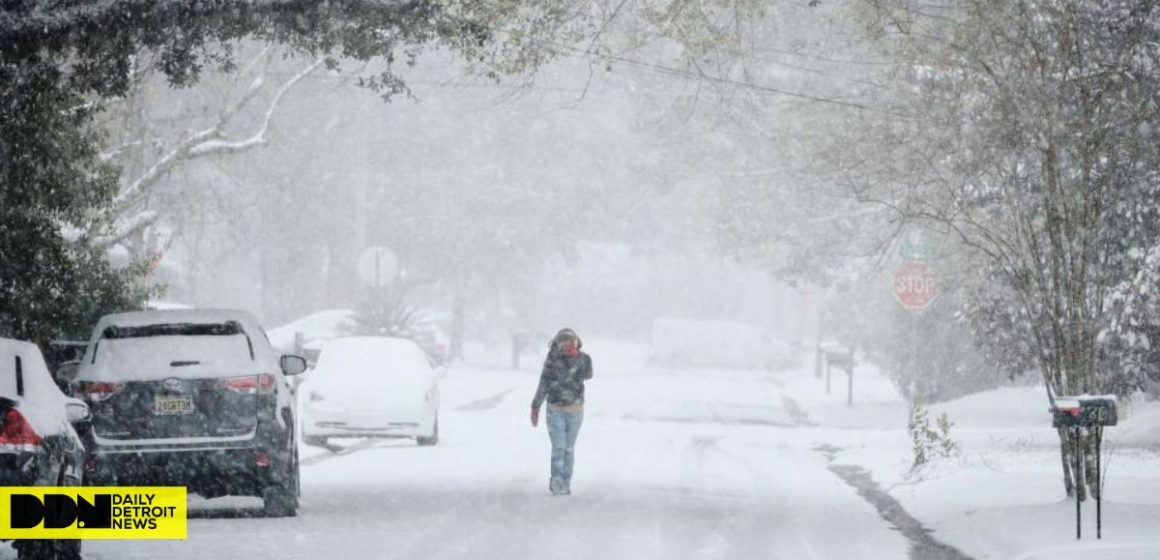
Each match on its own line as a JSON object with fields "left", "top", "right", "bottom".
{"left": 223, "top": 374, "right": 276, "bottom": 395}
{"left": 0, "top": 408, "right": 42, "bottom": 450}
{"left": 78, "top": 381, "right": 125, "bottom": 402}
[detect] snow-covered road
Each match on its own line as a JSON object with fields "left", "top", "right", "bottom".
{"left": 77, "top": 346, "right": 909, "bottom": 560}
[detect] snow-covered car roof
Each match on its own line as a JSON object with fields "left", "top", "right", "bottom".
{"left": 0, "top": 338, "right": 65, "bottom": 403}
{"left": 145, "top": 300, "right": 195, "bottom": 310}
{"left": 77, "top": 309, "right": 279, "bottom": 382}
{"left": 315, "top": 337, "right": 430, "bottom": 373}
{"left": 318, "top": 336, "right": 426, "bottom": 358}
{"left": 91, "top": 308, "right": 265, "bottom": 331}
{"left": 0, "top": 338, "right": 71, "bottom": 435}
{"left": 266, "top": 309, "right": 357, "bottom": 353}
{"left": 309, "top": 337, "right": 432, "bottom": 390}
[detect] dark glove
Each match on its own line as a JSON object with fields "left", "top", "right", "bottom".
{"left": 530, "top": 406, "right": 540, "bottom": 427}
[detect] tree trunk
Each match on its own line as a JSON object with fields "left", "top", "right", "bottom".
{"left": 324, "top": 232, "right": 358, "bottom": 309}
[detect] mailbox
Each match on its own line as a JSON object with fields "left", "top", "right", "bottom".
{"left": 825, "top": 351, "right": 856, "bottom": 370}
{"left": 1051, "top": 396, "right": 1118, "bottom": 428}
{"left": 1050, "top": 395, "right": 1117, "bottom": 541}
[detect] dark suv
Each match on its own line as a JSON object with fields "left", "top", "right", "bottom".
{"left": 73, "top": 310, "right": 307, "bottom": 517}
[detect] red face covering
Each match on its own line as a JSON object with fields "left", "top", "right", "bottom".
{"left": 559, "top": 340, "right": 579, "bottom": 357}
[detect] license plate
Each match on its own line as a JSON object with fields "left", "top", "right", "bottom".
{"left": 154, "top": 396, "right": 195, "bottom": 415}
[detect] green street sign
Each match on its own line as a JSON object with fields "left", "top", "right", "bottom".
{"left": 899, "top": 239, "right": 939, "bottom": 261}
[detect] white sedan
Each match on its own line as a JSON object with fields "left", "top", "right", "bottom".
{"left": 300, "top": 337, "right": 440, "bottom": 447}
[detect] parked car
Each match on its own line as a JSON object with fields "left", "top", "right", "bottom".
{"left": 301, "top": 337, "right": 440, "bottom": 448}
{"left": 72, "top": 310, "right": 307, "bottom": 517}
{"left": 268, "top": 308, "right": 451, "bottom": 366}
{"left": 0, "top": 338, "right": 90, "bottom": 560}
{"left": 410, "top": 322, "right": 449, "bottom": 367}
{"left": 266, "top": 308, "right": 358, "bottom": 356}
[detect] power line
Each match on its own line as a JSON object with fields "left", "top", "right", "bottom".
{"left": 712, "top": 46, "right": 902, "bottom": 93}
{"left": 749, "top": 44, "right": 892, "bottom": 67}
{"left": 547, "top": 42, "right": 908, "bottom": 117}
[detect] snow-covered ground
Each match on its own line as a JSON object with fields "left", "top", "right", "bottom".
{"left": 71, "top": 339, "right": 906, "bottom": 560}
{"left": 33, "top": 338, "right": 1160, "bottom": 560}
{"left": 787, "top": 358, "right": 1160, "bottom": 560}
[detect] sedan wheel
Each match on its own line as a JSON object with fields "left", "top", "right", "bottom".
{"left": 416, "top": 417, "right": 439, "bottom": 447}
{"left": 303, "top": 434, "right": 329, "bottom": 449}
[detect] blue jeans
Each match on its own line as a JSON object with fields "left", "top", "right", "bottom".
{"left": 546, "top": 405, "right": 584, "bottom": 488}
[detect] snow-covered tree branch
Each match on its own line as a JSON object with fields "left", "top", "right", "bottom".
{"left": 847, "top": 0, "right": 1160, "bottom": 500}
{"left": 91, "top": 50, "right": 324, "bottom": 251}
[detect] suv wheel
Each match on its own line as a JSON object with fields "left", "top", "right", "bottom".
{"left": 262, "top": 427, "right": 299, "bottom": 518}
{"left": 262, "top": 482, "right": 297, "bottom": 518}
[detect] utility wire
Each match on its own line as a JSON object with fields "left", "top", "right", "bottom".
{"left": 546, "top": 41, "right": 912, "bottom": 118}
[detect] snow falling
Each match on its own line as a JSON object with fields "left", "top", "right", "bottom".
{"left": 2, "top": 2, "right": 1160, "bottom": 560}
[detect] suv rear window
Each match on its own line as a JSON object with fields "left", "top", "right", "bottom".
{"left": 87, "top": 322, "right": 257, "bottom": 380}
{"left": 102, "top": 321, "right": 245, "bottom": 339}
{"left": 94, "top": 321, "right": 254, "bottom": 362}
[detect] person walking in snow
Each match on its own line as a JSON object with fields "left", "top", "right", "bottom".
{"left": 530, "top": 328, "right": 593, "bottom": 496}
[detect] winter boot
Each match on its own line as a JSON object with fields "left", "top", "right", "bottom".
{"left": 549, "top": 477, "right": 565, "bottom": 495}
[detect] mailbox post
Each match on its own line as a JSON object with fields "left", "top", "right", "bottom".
{"left": 824, "top": 349, "right": 856, "bottom": 407}
{"left": 1051, "top": 395, "right": 1117, "bottom": 540}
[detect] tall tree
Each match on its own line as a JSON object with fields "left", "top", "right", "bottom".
{"left": 0, "top": 61, "right": 152, "bottom": 343}
{"left": 0, "top": 0, "right": 593, "bottom": 339}
{"left": 848, "top": 0, "right": 1160, "bottom": 498}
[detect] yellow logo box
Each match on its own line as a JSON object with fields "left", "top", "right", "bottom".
{"left": 0, "top": 487, "right": 186, "bottom": 540}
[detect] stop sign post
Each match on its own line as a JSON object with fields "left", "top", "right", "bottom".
{"left": 893, "top": 262, "right": 937, "bottom": 310}
{"left": 358, "top": 246, "right": 399, "bottom": 288}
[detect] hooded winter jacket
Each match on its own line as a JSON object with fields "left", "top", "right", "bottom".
{"left": 532, "top": 346, "right": 593, "bottom": 409}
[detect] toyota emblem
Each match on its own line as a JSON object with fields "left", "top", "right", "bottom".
{"left": 162, "top": 378, "right": 184, "bottom": 392}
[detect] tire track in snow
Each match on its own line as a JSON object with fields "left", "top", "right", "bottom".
{"left": 455, "top": 388, "right": 514, "bottom": 411}
{"left": 703, "top": 439, "right": 828, "bottom": 560}
{"left": 816, "top": 445, "right": 976, "bottom": 560}
{"left": 386, "top": 480, "right": 532, "bottom": 560}
{"left": 300, "top": 438, "right": 391, "bottom": 467}
{"left": 781, "top": 395, "right": 815, "bottom": 427}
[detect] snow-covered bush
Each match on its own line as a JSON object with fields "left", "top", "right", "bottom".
{"left": 908, "top": 405, "right": 958, "bottom": 470}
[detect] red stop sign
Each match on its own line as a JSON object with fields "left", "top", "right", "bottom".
{"left": 893, "top": 262, "right": 937, "bottom": 310}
